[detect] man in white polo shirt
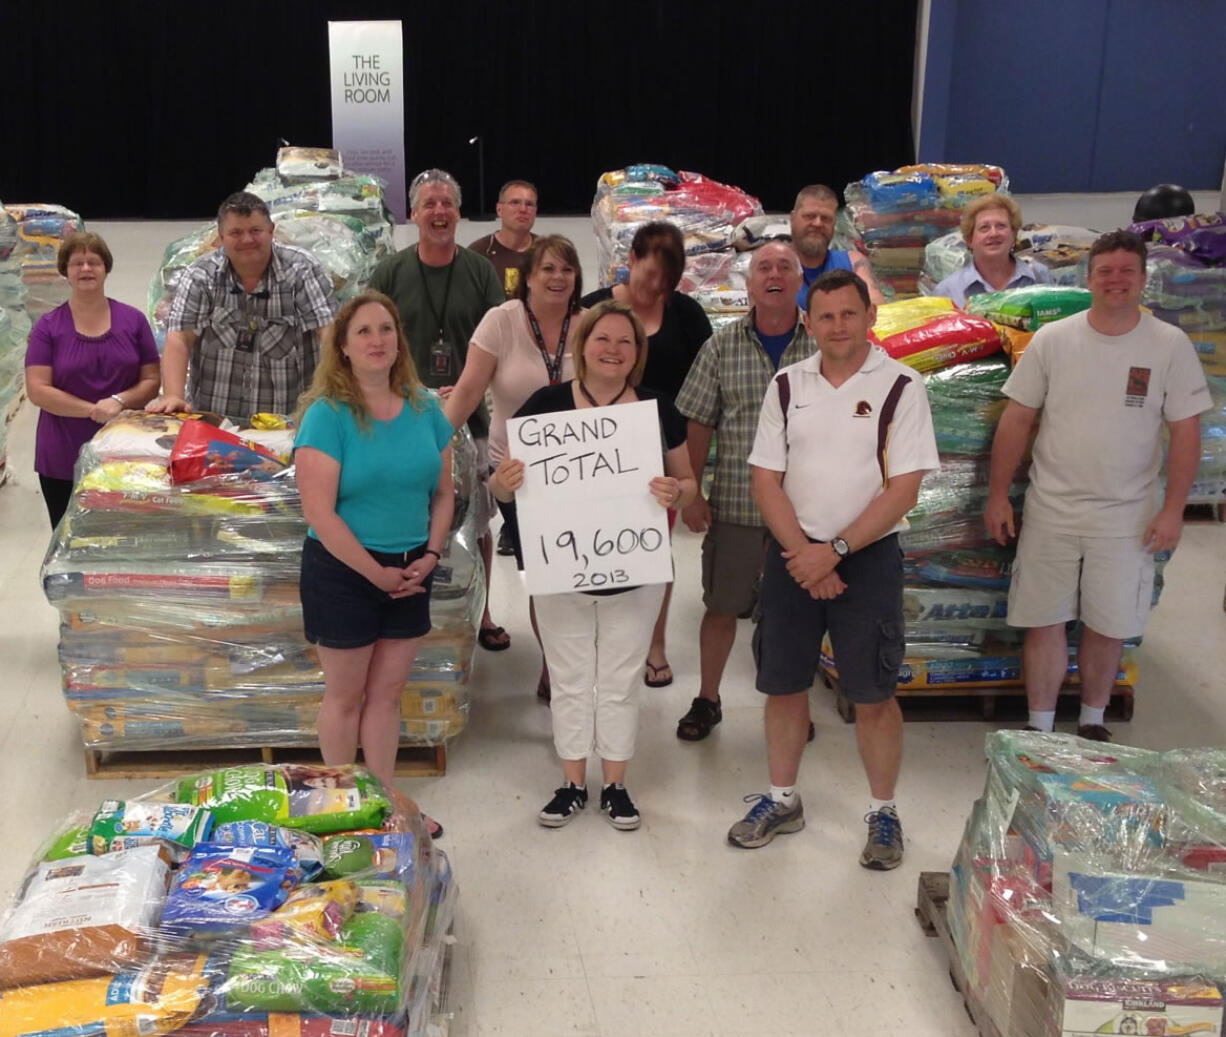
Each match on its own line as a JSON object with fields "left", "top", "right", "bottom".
{"left": 985, "top": 229, "right": 1209, "bottom": 742}
{"left": 728, "top": 268, "right": 940, "bottom": 870}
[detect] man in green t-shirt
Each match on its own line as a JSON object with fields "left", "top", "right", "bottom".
{"left": 369, "top": 168, "right": 508, "bottom": 651}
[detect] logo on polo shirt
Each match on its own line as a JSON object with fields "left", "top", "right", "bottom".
{"left": 1125, "top": 366, "right": 1150, "bottom": 408}
{"left": 854, "top": 400, "right": 872, "bottom": 417}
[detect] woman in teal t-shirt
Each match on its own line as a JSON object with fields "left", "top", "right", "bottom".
{"left": 294, "top": 291, "right": 454, "bottom": 793}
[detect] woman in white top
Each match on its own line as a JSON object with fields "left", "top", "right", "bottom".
{"left": 444, "top": 235, "right": 585, "bottom": 702}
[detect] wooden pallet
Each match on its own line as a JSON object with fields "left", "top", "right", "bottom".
{"left": 915, "top": 871, "right": 1004, "bottom": 1037}
{"left": 1184, "top": 501, "right": 1226, "bottom": 522}
{"left": 821, "top": 670, "right": 1134, "bottom": 724}
{"left": 82, "top": 741, "right": 447, "bottom": 779}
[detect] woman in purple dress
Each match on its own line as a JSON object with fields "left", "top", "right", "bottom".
{"left": 24, "top": 232, "right": 161, "bottom": 526}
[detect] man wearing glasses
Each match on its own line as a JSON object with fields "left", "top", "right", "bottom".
{"left": 149, "top": 191, "right": 337, "bottom": 422}
{"left": 468, "top": 179, "right": 539, "bottom": 300}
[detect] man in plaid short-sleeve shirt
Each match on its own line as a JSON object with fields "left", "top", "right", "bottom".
{"left": 672, "top": 242, "right": 816, "bottom": 741}
{"left": 149, "top": 191, "right": 337, "bottom": 422}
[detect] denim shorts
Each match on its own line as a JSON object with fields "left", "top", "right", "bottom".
{"left": 300, "top": 536, "right": 434, "bottom": 648}
{"left": 752, "top": 534, "right": 904, "bottom": 704}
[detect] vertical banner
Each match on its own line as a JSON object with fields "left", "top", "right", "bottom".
{"left": 506, "top": 400, "right": 674, "bottom": 596}
{"left": 328, "top": 20, "right": 407, "bottom": 222}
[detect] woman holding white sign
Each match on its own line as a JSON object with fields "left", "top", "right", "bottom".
{"left": 490, "top": 299, "right": 697, "bottom": 830}
{"left": 445, "top": 235, "right": 584, "bottom": 703}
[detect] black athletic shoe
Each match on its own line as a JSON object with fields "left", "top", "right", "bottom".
{"left": 496, "top": 526, "right": 515, "bottom": 556}
{"left": 538, "top": 783, "right": 588, "bottom": 827}
{"left": 600, "top": 783, "right": 641, "bottom": 830}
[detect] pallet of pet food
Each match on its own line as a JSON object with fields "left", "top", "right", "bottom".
{"left": 41, "top": 411, "right": 482, "bottom": 775}
{"left": 3, "top": 202, "right": 83, "bottom": 320}
{"left": 920, "top": 731, "right": 1226, "bottom": 1037}
{"left": 0, "top": 764, "right": 457, "bottom": 1037}
{"left": 843, "top": 163, "right": 1008, "bottom": 300}
{"left": 590, "top": 162, "right": 763, "bottom": 288}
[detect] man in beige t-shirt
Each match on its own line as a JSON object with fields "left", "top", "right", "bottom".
{"left": 985, "top": 230, "right": 1210, "bottom": 742}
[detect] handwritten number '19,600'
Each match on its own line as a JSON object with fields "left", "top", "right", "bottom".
{"left": 539, "top": 527, "right": 664, "bottom": 567}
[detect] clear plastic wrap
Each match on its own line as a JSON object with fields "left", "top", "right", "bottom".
{"left": 590, "top": 164, "right": 763, "bottom": 288}
{"left": 1143, "top": 244, "right": 1226, "bottom": 333}
{"left": 41, "top": 411, "right": 482, "bottom": 754}
{"left": 3, "top": 202, "right": 83, "bottom": 321}
{"left": 942, "top": 732, "right": 1226, "bottom": 1037}
{"left": 1185, "top": 372, "right": 1226, "bottom": 504}
{"left": 0, "top": 766, "right": 456, "bottom": 1036}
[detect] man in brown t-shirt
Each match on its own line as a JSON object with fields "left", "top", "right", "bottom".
{"left": 468, "top": 179, "right": 538, "bottom": 300}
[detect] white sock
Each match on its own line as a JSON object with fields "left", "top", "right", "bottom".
{"left": 1079, "top": 705, "right": 1106, "bottom": 728}
{"left": 1028, "top": 710, "right": 1056, "bottom": 732}
{"left": 869, "top": 797, "right": 896, "bottom": 816}
{"left": 769, "top": 785, "right": 796, "bottom": 806}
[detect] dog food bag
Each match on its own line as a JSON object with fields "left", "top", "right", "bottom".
{"left": 247, "top": 879, "right": 360, "bottom": 945}
{"left": 161, "top": 844, "right": 297, "bottom": 941}
{"left": 965, "top": 284, "right": 1092, "bottom": 331}
{"left": 176, "top": 765, "right": 390, "bottom": 835}
{"left": 89, "top": 799, "right": 214, "bottom": 855}
{"left": 0, "top": 845, "right": 169, "bottom": 989}
{"left": 212, "top": 821, "right": 326, "bottom": 881}
{"left": 0, "top": 954, "right": 211, "bottom": 1037}
{"left": 321, "top": 831, "right": 417, "bottom": 884}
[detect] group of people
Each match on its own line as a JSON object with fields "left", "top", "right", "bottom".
{"left": 25, "top": 171, "right": 1210, "bottom": 869}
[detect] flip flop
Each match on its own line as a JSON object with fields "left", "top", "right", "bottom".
{"left": 644, "top": 661, "right": 674, "bottom": 688}
{"left": 478, "top": 625, "right": 511, "bottom": 651}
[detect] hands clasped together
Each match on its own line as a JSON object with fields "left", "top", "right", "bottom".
{"left": 371, "top": 555, "right": 437, "bottom": 599}
{"left": 783, "top": 542, "right": 846, "bottom": 600}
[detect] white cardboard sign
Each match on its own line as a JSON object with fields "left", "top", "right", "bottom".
{"left": 506, "top": 399, "right": 673, "bottom": 596}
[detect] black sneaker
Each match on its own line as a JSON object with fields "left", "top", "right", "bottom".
{"left": 538, "top": 783, "right": 587, "bottom": 827}
{"left": 496, "top": 526, "right": 515, "bottom": 556}
{"left": 600, "top": 783, "right": 641, "bottom": 831}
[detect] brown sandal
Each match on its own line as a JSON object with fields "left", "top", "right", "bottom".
{"left": 677, "top": 696, "right": 721, "bottom": 741}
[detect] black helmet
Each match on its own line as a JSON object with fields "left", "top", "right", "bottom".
{"left": 1133, "top": 184, "right": 1195, "bottom": 223}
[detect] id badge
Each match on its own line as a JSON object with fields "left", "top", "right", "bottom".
{"left": 429, "top": 338, "right": 453, "bottom": 380}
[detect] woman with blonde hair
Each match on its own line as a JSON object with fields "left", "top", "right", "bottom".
{"left": 933, "top": 193, "right": 1053, "bottom": 305}
{"left": 491, "top": 299, "right": 697, "bottom": 830}
{"left": 294, "top": 290, "right": 454, "bottom": 794}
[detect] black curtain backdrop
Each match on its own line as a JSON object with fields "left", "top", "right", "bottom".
{"left": 1, "top": 1, "right": 917, "bottom": 219}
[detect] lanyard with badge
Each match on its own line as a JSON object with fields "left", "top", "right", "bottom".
{"left": 523, "top": 303, "right": 570, "bottom": 385}
{"left": 417, "top": 250, "right": 456, "bottom": 380}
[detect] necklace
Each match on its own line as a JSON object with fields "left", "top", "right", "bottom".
{"left": 577, "top": 379, "right": 629, "bottom": 408}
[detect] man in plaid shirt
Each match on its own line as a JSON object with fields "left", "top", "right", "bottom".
{"left": 673, "top": 242, "right": 816, "bottom": 741}
{"left": 149, "top": 191, "right": 337, "bottom": 422}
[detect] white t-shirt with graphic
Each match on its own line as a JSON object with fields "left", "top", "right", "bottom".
{"left": 1004, "top": 311, "right": 1210, "bottom": 536}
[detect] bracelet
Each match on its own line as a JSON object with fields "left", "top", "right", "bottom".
{"left": 424, "top": 548, "right": 442, "bottom": 560}
{"left": 110, "top": 394, "right": 126, "bottom": 407}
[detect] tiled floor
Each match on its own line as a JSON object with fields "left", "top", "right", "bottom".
{"left": 1, "top": 204, "right": 1222, "bottom": 1035}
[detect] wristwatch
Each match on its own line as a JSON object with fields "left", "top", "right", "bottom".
{"left": 830, "top": 536, "right": 850, "bottom": 559}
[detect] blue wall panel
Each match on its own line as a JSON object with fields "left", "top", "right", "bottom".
{"left": 1091, "top": 0, "right": 1226, "bottom": 191}
{"left": 920, "top": 0, "right": 1226, "bottom": 192}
